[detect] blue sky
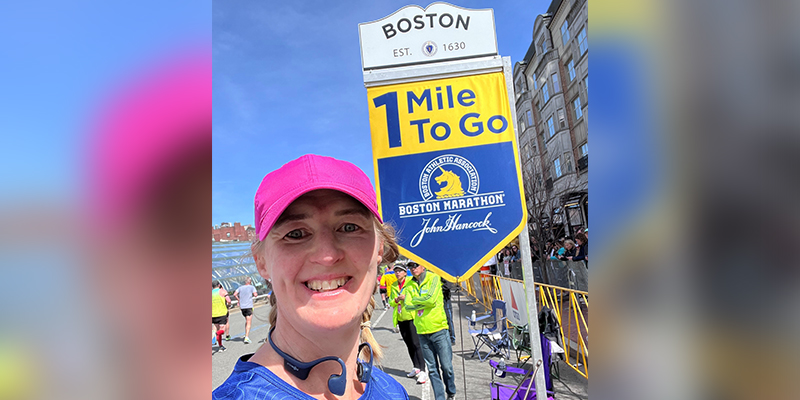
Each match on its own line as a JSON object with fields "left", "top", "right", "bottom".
{"left": 213, "top": 0, "right": 549, "bottom": 226}
{"left": 0, "top": 1, "right": 210, "bottom": 201}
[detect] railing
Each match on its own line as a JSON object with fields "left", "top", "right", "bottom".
{"left": 461, "top": 272, "right": 589, "bottom": 379}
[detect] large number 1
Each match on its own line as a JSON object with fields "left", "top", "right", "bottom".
{"left": 373, "top": 92, "right": 401, "bottom": 148}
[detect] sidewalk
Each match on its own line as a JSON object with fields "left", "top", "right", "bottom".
{"left": 212, "top": 292, "right": 588, "bottom": 399}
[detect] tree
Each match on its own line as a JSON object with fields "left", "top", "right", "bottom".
{"left": 521, "top": 157, "right": 586, "bottom": 284}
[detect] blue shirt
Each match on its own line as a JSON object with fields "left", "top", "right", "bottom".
{"left": 213, "top": 354, "right": 409, "bottom": 400}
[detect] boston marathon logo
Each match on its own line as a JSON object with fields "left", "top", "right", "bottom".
{"left": 400, "top": 154, "right": 503, "bottom": 247}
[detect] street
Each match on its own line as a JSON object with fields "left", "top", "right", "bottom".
{"left": 213, "top": 291, "right": 588, "bottom": 399}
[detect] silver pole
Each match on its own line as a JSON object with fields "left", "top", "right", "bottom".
{"left": 502, "top": 56, "right": 547, "bottom": 400}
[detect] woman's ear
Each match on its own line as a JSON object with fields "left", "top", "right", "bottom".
{"left": 252, "top": 244, "right": 271, "bottom": 281}
{"left": 377, "top": 238, "right": 385, "bottom": 265}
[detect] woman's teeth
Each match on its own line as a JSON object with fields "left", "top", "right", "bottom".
{"left": 305, "top": 277, "right": 348, "bottom": 292}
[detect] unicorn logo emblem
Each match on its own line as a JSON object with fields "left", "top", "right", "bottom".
{"left": 434, "top": 167, "right": 465, "bottom": 198}
{"left": 419, "top": 154, "right": 479, "bottom": 201}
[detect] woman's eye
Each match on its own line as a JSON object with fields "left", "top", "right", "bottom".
{"left": 341, "top": 223, "right": 359, "bottom": 233}
{"left": 285, "top": 230, "right": 304, "bottom": 239}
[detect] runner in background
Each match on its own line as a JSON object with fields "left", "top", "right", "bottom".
{"left": 212, "top": 281, "right": 231, "bottom": 351}
{"left": 379, "top": 265, "right": 397, "bottom": 309}
{"left": 234, "top": 277, "right": 258, "bottom": 344}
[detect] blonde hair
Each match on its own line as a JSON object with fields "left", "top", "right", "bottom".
{"left": 254, "top": 216, "right": 398, "bottom": 363}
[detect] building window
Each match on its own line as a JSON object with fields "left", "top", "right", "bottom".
{"left": 552, "top": 73, "right": 560, "bottom": 93}
{"left": 568, "top": 60, "right": 576, "bottom": 81}
{"left": 533, "top": 73, "right": 537, "bottom": 90}
{"left": 580, "top": 142, "right": 588, "bottom": 156}
{"left": 547, "top": 117, "right": 555, "bottom": 137}
{"left": 561, "top": 20, "right": 570, "bottom": 45}
{"left": 539, "top": 132, "right": 546, "bottom": 152}
{"left": 226, "top": 232, "right": 231, "bottom": 237}
{"left": 526, "top": 110, "right": 533, "bottom": 125}
{"left": 564, "top": 152, "right": 573, "bottom": 172}
{"left": 553, "top": 158, "right": 562, "bottom": 178}
{"left": 574, "top": 97, "right": 583, "bottom": 119}
{"left": 578, "top": 26, "right": 587, "bottom": 54}
{"left": 557, "top": 108, "right": 566, "bottom": 128}
{"left": 518, "top": 116, "right": 525, "bottom": 132}
{"left": 541, "top": 38, "right": 547, "bottom": 54}
{"left": 542, "top": 82, "right": 549, "bottom": 103}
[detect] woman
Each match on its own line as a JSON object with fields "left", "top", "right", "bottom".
{"left": 502, "top": 247, "right": 512, "bottom": 277}
{"left": 510, "top": 245, "right": 520, "bottom": 261}
{"left": 213, "top": 155, "right": 408, "bottom": 399}
{"left": 570, "top": 232, "right": 588, "bottom": 266}
{"left": 560, "top": 239, "right": 577, "bottom": 260}
{"left": 388, "top": 264, "right": 427, "bottom": 384}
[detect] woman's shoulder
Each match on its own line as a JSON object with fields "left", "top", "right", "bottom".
{"left": 213, "top": 355, "right": 309, "bottom": 400}
{"left": 365, "top": 368, "right": 409, "bottom": 399}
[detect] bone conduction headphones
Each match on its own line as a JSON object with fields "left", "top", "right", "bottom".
{"left": 267, "top": 327, "right": 373, "bottom": 396}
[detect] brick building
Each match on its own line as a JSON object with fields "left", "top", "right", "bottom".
{"left": 212, "top": 222, "right": 256, "bottom": 242}
{"left": 513, "top": 0, "right": 588, "bottom": 238}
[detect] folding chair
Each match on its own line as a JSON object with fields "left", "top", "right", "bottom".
{"left": 489, "top": 356, "right": 555, "bottom": 400}
{"left": 466, "top": 299, "right": 511, "bottom": 362}
{"left": 509, "top": 313, "right": 564, "bottom": 379}
{"left": 509, "top": 323, "right": 531, "bottom": 363}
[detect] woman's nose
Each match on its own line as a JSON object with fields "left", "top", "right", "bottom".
{"left": 308, "top": 230, "right": 344, "bottom": 266}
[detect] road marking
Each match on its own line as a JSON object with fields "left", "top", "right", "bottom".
{"left": 373, "top": 307, "right": 389, "bottom": 326}
{"left": 422, "top": 370, "right": 430, "bottom": 400}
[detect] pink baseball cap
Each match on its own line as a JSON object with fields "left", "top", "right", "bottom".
{"left": 254, "top": 155, "right": 382, "bottom": 241}
{"left": 88, "top": 47, "right": 211, "bottom": 228}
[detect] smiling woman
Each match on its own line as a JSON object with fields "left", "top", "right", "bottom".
{"left": 213, "top": 154, "right": 407, "bottom": 400}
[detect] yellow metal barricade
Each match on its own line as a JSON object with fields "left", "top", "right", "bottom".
{"left": 462, "top": 273, "right": 589, "bottom": 379}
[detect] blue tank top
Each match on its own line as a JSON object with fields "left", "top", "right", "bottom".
{"left": 213, "top": 354, "right": 409, "bottom": 400}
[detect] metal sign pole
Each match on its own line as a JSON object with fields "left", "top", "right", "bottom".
{"left": 502, "top": 56, "right": 547, "bottom": 400}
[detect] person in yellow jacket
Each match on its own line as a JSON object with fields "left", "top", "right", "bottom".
{"left": 389, "top": 264, "right": 427, "bottom": 384}
{"left": 379, "top": 266, "right": 398, "bottom": 309}
{"left": 400, "top": 262, "right": 456, "bottom": 400}
{"left": 212, "top": 281, "right": 231, "bottom": 351}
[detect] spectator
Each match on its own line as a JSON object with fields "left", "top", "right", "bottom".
{"left": 570, "top": 232, "right": 588, "bottom": 266}
{"left": 402, "top": 262, "right": 456, "bottom": 400}
{"left": 389, "top": 264, "right": 427, "bottom": 384}
{"left": 502, "top": 248, "right": 512, "bottom": 277}
{"left": 560, "top": 239, "right": 577, "bottom": 260}
{"left": 441, "top": 277, "right": 455, "bottom": 345}
{"left": 546, "top": 240, "right": 556, "bottom": 259}
{"left": 553, "top": 239, "right": 566, "bottom": 260}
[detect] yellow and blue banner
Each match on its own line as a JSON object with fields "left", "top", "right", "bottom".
{"left": 368, "top": 72, "right": 527, "bottom": 281}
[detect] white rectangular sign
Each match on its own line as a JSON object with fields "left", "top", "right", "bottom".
{"left": 498, "top": 278, "right": 529, "bottom": 327}
{"left": 358, "top": 2, "right": 497, "bottom": 70}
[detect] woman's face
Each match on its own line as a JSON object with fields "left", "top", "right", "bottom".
{"left": 257, "top": 190, "right": 383, "bottom": 333}
{"left": 576, "top": 238, "right": 584, "bottom": 246}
